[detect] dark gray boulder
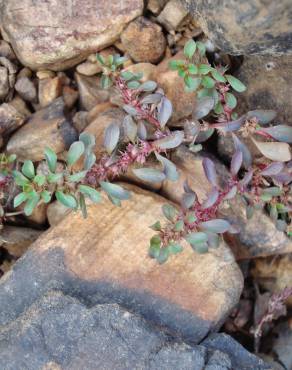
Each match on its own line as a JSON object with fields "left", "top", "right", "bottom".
{"left": 182, "top": 0, "right": 292, "bottom": 55}
{"left": 0, "top": 290, "right": 271, "bottom": 370}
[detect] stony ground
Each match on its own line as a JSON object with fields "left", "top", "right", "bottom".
{"left": 0, "top": 0, "right": 291, "bottom": 369}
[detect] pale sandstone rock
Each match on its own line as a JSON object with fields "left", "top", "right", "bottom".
{"left": 38, "top": 77, "right": 63, "bottom": 108}
{"left": 0, "top": 0, "right": 144, "bottom": 70}
{"left": 15, "top": 76, "right": 37, "bottom": 103}
{"left": 158, "top": 0, "right": 189, "bottom": 31}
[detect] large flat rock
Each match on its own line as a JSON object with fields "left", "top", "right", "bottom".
{"left": 0, "top": 184, "right": 243, "bottom": 343}
{"left": 0, "top": 0, "right": 143, "bottom": 70}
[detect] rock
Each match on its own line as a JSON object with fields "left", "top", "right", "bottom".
{"left": 17, "top": 67, "right": 32, "bottom": 79}
{"left": 158, "top": 0, "right": 189, "bottom": 31}
{"left": 0, "top": 66, "right": 9, "bottom": 100}
{"left": 0, "top": 102, "right": 25, "bottom": 137}
{"left": 85, "top": 108, "right": 125, "bottom": 160}
{"left": 252, "top": 255, "right": 292, "bottom": 307}
{"left": 75, "top": 72, "right": 110, "bottom": 111}
{"left": 121, "top": 17, "right": 166, "bottom": 63}
{"left": 47, "top": 201, "right": 71, "bottom": 227}
{"left": 202, "top": 333, "right": 271, "bottom": 370}
{"left": 0, "top": 40, "right": 16, "bottom": 60}
{"left": 0, "top": 290, "right": 269, "bottom": 370}
{"left": 0, "top": 184, "right": 243, "bottom": 343}
{"left": 124, "top": 62, "right": 157, "bottom": 82}
{"left": 272, "top": 322, "right": 292, "bottom": 370}
{"left": 72, "top": 111, "right": 90, "bottom": 133}
{"left": 38, "top": 77, "right": 63, "bottom": 108}
{"left": 0, "top": 0, "right": 144, "bottom": 70}
{"left": 9, "top": 94, "right": 31, "bottom": 118}
{"left": 15, "top": 76, "right": 37, "bottom": 102}
{"left": 76, "top": 61, "right": 102, "bottom": 76}
{"left": 26, "top": 203, "right": 48, "bottom": 226}
{"left": 62, "top": 86, "right": 79, "bottom": 109}
{"left": 147, "top": 0, "right": 168, "bottom": 15}
{"left": 7, "top": 98, "right": 77, "bottom": 161}
{"left": 162, "top": 146, "right": 292, "bottom": 258}
{"left": 183, "top": 0, "right": 292, "bottom": 55}
{"left": 236, "top": 55, "right": 292, "bottom": 125}
{"left": 86, "top": 101, "right": 115, "bottom": 123}
{"left": 0, "top": 226, "right": 42, "bottom": 258}
{"left": 36, "top": 70, "right": 56, "bottom": 80}
{"left": 154, "top": 52, "right": 198, "bottom": 124}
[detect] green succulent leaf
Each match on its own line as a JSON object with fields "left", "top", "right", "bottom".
{"left": 100, "top": 181, "right": 131, "bottom": 200}
{"left": 132, "top": 167, "right": 166, "bottom": 183}
{"left": 13, "top": 192, "right": 28, "bottom": 208}
{"left": 225, "top": 75, "right": 246, "bottom": 92}
{"left": 22, "top": 160, "right": 35, "bottom": 179}
{"left": 67, "top": 141, "right": 85, "bottom": 166}
{"left": 202, "top": 76, "right": 215, "bottom": 89}
{"left": 44, "top": 147, "right": 57, "bottom": 173}
{"left": 40, "top": 190, "right": 52, "bottom": 204}
{"left": 33, "top": 174, "right": 46, "bottom": 186}
{"left": 198, "top": 64, "right": 213, "bottom": 75}
{"left": 162, "top": 204, "right": 176, "bottom": 221}
{"left": 184, "top": 39, "right": 197, "bottom": 59}
{"left": 211, "top": 69, "right": 226, "bottom": 82}
{"left": 150, "top": 221, "right": 162, "bottom": 231}
{"left": 79, "top": 193, "right": 88, "bottom": 218}
{"left": 168, "top": 243, "right": 183, "bottom": 255}
{"left": 226, "top": 92, "right": 237, "bottom": 109}
{"left": 24, "top": 193, "right": 40, "bottom": 216}
{"left": 100, "top": 75, "right": 111, "bottom": 89}
{"left": 47, "top": 173, "right": 63, "bottom": 184}
{"left": 67, "top": 171, "right": 87, "bottom": 183}
{"left": 174, "top": 220, "right": 184, "bottom": 232}
{"left": 185, "top": 232, "right": 208, "bottom": 245}
{"left": 79, "top": 185, "right": 101, "bottom": 203}
{"left": 184, "top": 76, "right": 201, "bottom": 91}
{"left": 56, "top": 191, "right": 78, "bottom": 209}
{"left": 12, "top": 170, "right": 30, "bottom": 186}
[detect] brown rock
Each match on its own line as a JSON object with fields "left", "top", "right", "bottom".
{"left": 62, "top": 86, "right": 79, "bottom": 109}
{"left": 147, "top": 0, "right": 168, "bottom": 15}
{"left": 76, "top": 61, "right": 102, "bottom": 76}
{"left": 15, "top": 76, "right": 37, "bottom": 103}
{"left": 75, "top": 73, "right": 110, "bottom": 111}
{"left": 85, "top": 107, "right": 125, "bottom": 160}
{"left": 86, "top": 102, "right": 115, "bottom": 123}
{"left": 17, "top": 67, "right": 33, "bottom": 79}
{"left": 0, "top": 0, "right": 143, "bottom": 70}
{"left": 162, "top": 146, "right": 292, "bottom": 258}
{"left": 0, "top": 102, "right": 25, "bottom": 137}
{"left": 72, "top": 111, "right": 89, "bottom": 133}
{"left": 47, "top": 201, "right": 71, "bottom": 227}
{"left": 157, "top": 0, "right": 189, "bottom": 31}
{"left": 26, "top": 203, "right": 48, "bottom": 226}
{"left": 5, "top": 184, "right": 242, "bottom": 342}
{"left": 0, "top": 226, "right": 42, "bottom": 258}
{"left": 154, "top": 52, "right": 198, "bottom": 123}
{"left": 0, "top": 40, "right": 16, "bottom": 60}
{"left": 0, "top": 66, "right": 10, "bottom": 100}
{"left": 36, "top": 70, "right": 56, "bottom": 80}
{"left": 38, "top": 77, "right": 63, "bottom": 108}
{"left": 6, "top": 98, "right": 78, "bottom": 161}
{"left": 124, "top": 63, "right": 157, "bottom": 83}
{"left": 252, "top": 255, "right": 292, "bottom": 307}
{"left": 9, "top": 94, "right": 31, "bottom": 118}
{"left": 121, "top": 17, "right": 166, "bottom": 64}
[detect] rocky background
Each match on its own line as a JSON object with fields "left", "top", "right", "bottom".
{"left": 0, "top": 0, "right": 291, "bottom": 369}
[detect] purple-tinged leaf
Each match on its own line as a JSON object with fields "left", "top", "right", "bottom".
{"left": 155, "top": 153, "right": 179, "bottom": 181}
{"left": 200, "top": 219, "right": 231, "bottom": 233}
{"left": 240, "top": 169, "right": 254, "bottom": 187}
{"left": 272, "top": 172, "right": 292, "bottom": 185}
{"left": 138, "top": 80, "right": 157, "bottom": 92}
{"left": 141, "top": 93, "right": 162, "bottom": 105}
{"left": 202, "top": 157, "right": 218, "bottom": 187}
{"left": 213, "top": 115, "right": 246, "bottom": 133}
{"left": 231, "top": 150, "right": 243, "bottom": 177}
{"left": 181, "top": 192, "right": 196, "bottom": 209}
{"left": 153, "top": 131, "right": 184, "bottom": 150}
{"left": 104, "top": 123, "right": 120, "bottom": 154}
{"left": 195, "top": 128, "right": 215, "bottom": 143}
{"left": 247, "top": 110, "right": 276, "bottom": 125}
{"left": 132, "top": 168, "right": 166, "bottom": 183}
{"left": 202, "top": 187, "right": 219, "bottom": 209}
{"left": 184, "top": 120, "right": 201, "bottom": 137}
{"left": 122, "top": 115, "right": 137, "bottom": 143}
{"left": 137, "top": 121, "right": 147, "bottom": 140}
{"left": 158, "top": 97, "right": 172, "bottom": 128}
{"left": 123, "top": 104, "right": 138, "bottom": 116}
{"left": 224, "top": 185, "right": 237, "bottom": 200}
{"left": 251, "top": 137, "right": 291, "bottom": 162}
{"left": 232, "top": 134, "right": 252, "bottom": 168}
{"left": 100, "top": 182, "right": 131, "bottom": 200}
{"left": 193, "top": 96, "right": 214, "bottom": 119}
{"left": 257, "top": 125, "right": 292, "bottom": 143}
{"left": 260, "top": 162, "right": 284, "bottom": 176}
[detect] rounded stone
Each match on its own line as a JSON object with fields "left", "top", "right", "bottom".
{"left": 121, "top": 17, "right": 166, "bottom": 63}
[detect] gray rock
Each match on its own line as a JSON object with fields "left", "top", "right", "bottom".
{"left": 0, "top": 0, "right": 143, "bottom": 70}
{"left": 182, "top": 0, "right": 292, "bottom": 55}
{"left": 0, "top": 290, "right": 270, "bottom": 370}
